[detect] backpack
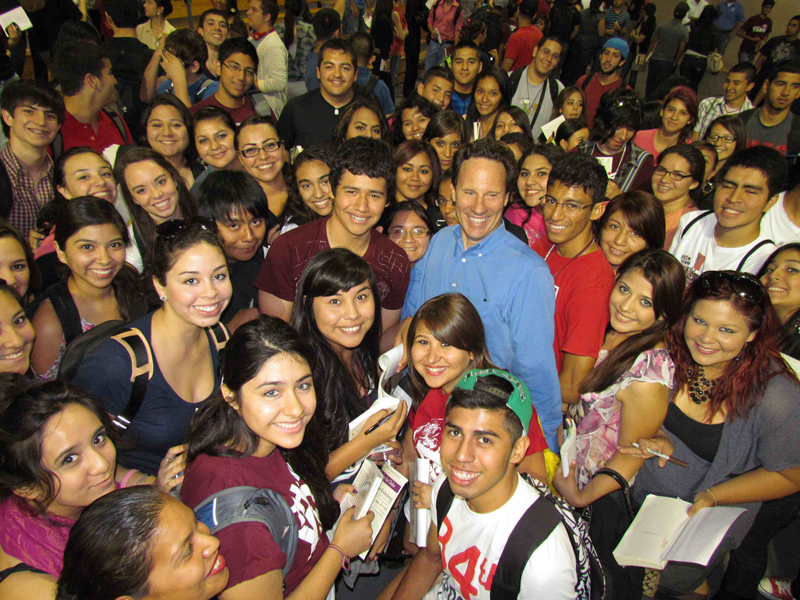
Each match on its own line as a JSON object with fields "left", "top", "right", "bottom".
{"left": 679, "top": 210, "right": 775, "bottom": 272}
{"left": 50, "top": 108, "right": 128, "bottom": 161}
{"left": 58, "top": 319, "right": 229, "bottom": 431}
{"left": 356, "top": 74, "right": 381, "bottom": 106}
{"left": 105, "top": 46, "right": 151, "bottom": 141}
{"left": 28, "top": 279, "right": 84, "bottom": 346}
{"left": 191, "top": 486, "right": 298, "bottom": 580}
{"left": 548, "top": 2, "right": 576, "bottom": 42}
{"left": 436, "top": 474, "right": 607, "bottom": 600}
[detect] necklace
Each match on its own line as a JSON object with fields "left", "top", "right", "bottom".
{"left": 688, "top": 366, "right": 716, "bottom": 404}
{"left": 545, "top": 238, "right": 595, "bottom": 279}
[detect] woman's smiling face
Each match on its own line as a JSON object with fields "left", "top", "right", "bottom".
{"left": 474, "top": 76, "right": 502, "bottom": 118}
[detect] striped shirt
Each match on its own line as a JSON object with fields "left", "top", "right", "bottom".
{"left": 694, "top": 95, "right": 753, "bottom": 138}
{"left": 0, "top": 144, "right": 54, "bottom": 240}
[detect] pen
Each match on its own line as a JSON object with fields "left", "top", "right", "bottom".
{"left": 364, "top": 410, "right": 397, "bottom": 435}
{"left": 631, "top": 442, "right": 688, "bottom": 467}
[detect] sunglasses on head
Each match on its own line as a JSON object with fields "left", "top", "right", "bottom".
{"left": 697, "top": 271, "right": 765, "bottom": 303}
{"left": 155, "top": 217, "right": 218, "bottom": 240}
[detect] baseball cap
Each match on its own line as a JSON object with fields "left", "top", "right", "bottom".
{"left": 451, "top": 369, "right": 533, "bottom": 436}
{"left": 603, "top": 37, "right": 630, "bottom": 61}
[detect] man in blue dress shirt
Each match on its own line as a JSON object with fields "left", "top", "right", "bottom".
{"left": 400, "top": 138, "right": 562, "bottom": 451}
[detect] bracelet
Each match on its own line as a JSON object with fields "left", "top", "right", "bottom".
{"left": 328, "top": 543, "right": 351, "bottom": 573}
{"left": 705, "top": 487, "right": 718, "bottom": 507}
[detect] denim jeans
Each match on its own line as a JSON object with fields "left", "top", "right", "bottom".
{"left": 424, "top": 39, "right": 449, "bottom": 71}
{"left": 717, "top": 30, "right": 732, "bottom": 55}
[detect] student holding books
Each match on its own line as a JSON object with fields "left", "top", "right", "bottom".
{"left": 180, "top": 316, "right": 375, "bottom": 600}
{"left": 552, "top": 248, "right": 685, "bottom": 600}
{"left": 620, "top": 270, "right": 800, "bottom": 598}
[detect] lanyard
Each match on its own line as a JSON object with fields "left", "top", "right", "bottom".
{"left": 545, "top": 238, "right": 595, "bottom": 280}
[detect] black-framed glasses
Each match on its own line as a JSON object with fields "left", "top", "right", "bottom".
{"left": 697, "top": 271, "right": 765, "bottom": 303}
{"left": 238, "top": 140, "right": 283, "bottom": 158}
{"left": 707, "top": 134, "right": 736, "bottom": 144}
{"left": 222, "top": 62, "right": 256, "bottom": 77}
{"left": 654, "top": 166, "right": 691, "bottom": 181}
{"left": 543, "top": 196, "right": 592, "bottom": 215}
{"left": 434, "top": 196, "right": 455, "bottom": 208}
{"left": 155, "top": 217, "right": 218, "bottom": 240}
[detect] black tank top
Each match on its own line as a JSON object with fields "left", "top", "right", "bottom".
{"left": 664, "top": 401, "right": 724, "bottom": 464}
{"left": 0, "top": 562, "right": 46, "bottom": 583}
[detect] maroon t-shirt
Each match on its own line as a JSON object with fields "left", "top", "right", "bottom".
{"left": 254, "top": 217, "right": 411, "bottom": 310}
{"left": 574, "top": 74, "right": 629, "bottom": 126}
{"left": 181, "top": 452, "right": 328, "bottom": 593}
{"left": 190, "top": 94, "right": 259, "bottom": 125}
{"left": 533, "top": 240, "right": 615, "bottom": 373}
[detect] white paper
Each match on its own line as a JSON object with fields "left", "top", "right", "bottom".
{"left": 377, "top": 344, "right": 404, "bottom": 398}
{"left": 539, "top": 115, "right": 565, "bottom": 141}
{"left": 362, "top": 12, "right": 373, "bottom": 29}
{"left": 414, "top": 458, "right": 431, "bottom": 547}
{"left": 560, "top": 419, "right": 577, "bottom": 478}
{"left": 667, "top": 504, "right": 746, "bottom": 566}
{"left": 596, "top": 156, "right": 614, "bottom": 176}
{"left": 0, "top": 7, "right": 32, "bottom": 33}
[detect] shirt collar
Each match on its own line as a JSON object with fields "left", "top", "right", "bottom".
{"left": 451, "top": 219, "right": 508, "bottom": 253}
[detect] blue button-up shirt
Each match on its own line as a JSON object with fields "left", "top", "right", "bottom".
{"left": 714, "top": 0, "right": 745, "bottom": 32}
{"left": 402, "top": 223, "right": 562, "bottom": 450}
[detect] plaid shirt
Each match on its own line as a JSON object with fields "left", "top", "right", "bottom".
{"left": 0, "top": 143, "right": 54, "bottom": 239}
{"left": 275, "top": 20, "right": 317, "bottom": 83}
{"left": 694, "top": 95, "right": 753, "bottom": 138}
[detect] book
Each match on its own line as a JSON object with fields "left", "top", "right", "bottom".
{"left": 0, "top": 7, "right": 32, "bottom": 33}
{"left": 539, "top": 115, "right": 566, "bottom": 142}
{"left": 339, "top": 460, "right": 409, "bottom": 559}
{"left": 613, "top": 494, "right": 745, "bottom": 569}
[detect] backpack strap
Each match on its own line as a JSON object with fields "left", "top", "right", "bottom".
{"left": 490, "top": 497, "right": 562, "bottom": 600}
{"left": 581, "top": 71, "right": 594, "bottom": 91}
{"left": 548, "top": 75, "right": 560, "bottom": 106}
{"left": 110, "top": 327, "right": 154, "bottom": 431}
{"left": 102, "top": 108, "right": 128, "bottom": 143}
{"left": 365, "top": 74, "right": 379, "bottom": 97}
{"left": 680, "top": 209, "right": 713, "bottom": 239}
{"left": 736, "top": 239, "right": 774, "bottom": 272}
{"left": 435, "top": 478, "right": 456, "bottom": 529}
{"left": 48, "top": 280, "right": 83, "bottom": 346}
{"left": 194, "top": 78, "right": 215, "bottom": 104}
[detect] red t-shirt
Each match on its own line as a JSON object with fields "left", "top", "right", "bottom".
{"left": 574, "top": 74, "right": 628, "bottom": 127}
{"left": 254, "top": 217, "right": 411, "bottom": 310}
{"left": 180, "top": 452, "right": 328, "bottom": 593}
{"left": 533, "top": 240, "right": 615, "bottom": 373}
{"left": 503, "top": 25, "right": 543, "bottom": 71}
{"left": 190, "top": 94, "right": 260, "bottom": 125}
{"left": 409, "top": 387, "right": 548, "bottom": 481}
{"left": 60, "top": 109, "right": 133, "bottom": 154}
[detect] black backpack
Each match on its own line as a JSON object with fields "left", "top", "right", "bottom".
{"left": 105, "top": 43, "right": 152, "bottom": 141}
{"left": 436, "top": 475, "right": 607, "bottom": 600}
{"left": 356, "top": 73, "right": 381, "bottom": 106}
{"left": 190, "top": 486, "right": 298, "bottom": 580}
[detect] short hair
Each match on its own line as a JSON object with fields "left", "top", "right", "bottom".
{"left": 446, "top": 373, "right": 524, "bottom": 441}
{"left": 717, "top": 146, "right": 788, "bottom": 199}
{"left": 451, "top": 39, "right": 481, "bottom": 61}
{"left": 56, "top": 487, "right": 168, "bottom": 600}
{"left": 164, "top": 28, "right": 208, "bottom": 69}
{"left": 536, "top": 35, "right": 564, "bottom": 51}
{"left": 451, "top": 138, "right": 518, "bottom": 197}
{"left": 597, "top": 191, "right": 665, "bottom": 250}
{"left": 57, "top": 20, "right": 102, "bottom": 44}
{"left": 330, "top": 136, "right": 396, "bottom": 199}
{"left": 518, "top": 0, "right": 538, "bottom": 18}
{"left": 548, "top": 151, "right": 608, "bottom": 205}
{"left": 50, "top": 39, "right": 109, "bottom": 97}
{"left": 0, "top": 79, "right": 65, "bottom": 137}
{"left": 349, "top": 31, "right": 375, "bottom": 64}
{"left": 104, "top": 0, "right": 141, "bottom": 29}
{"left": 199, "top": 7, "right": 228, "bottom": 28}
{"left": 762, "top": 0, "right": 775, "bottom": 6}
{"left": 318, "top": 37, "right": 356, "bottom": 68}
{"left": 254, "top": 0, "right": 280, "bottom": 24}
{"left": 312, "top": 7, "right": 341, "bottom": 39}
{"left": 728, "top": 61, "right": 758, "bottom": 84}
{"left": 674, "top": 1, "right": 690, "bottom": 19}
{"left": 197, "top": 170, "right": 272, "bottom": 226}
{"left": 767, "top": 59, "right": 800, "bottom": 85}
{"left": 393, "top": 94, "right": 440, "bottom": 144}
{"left": 592, "top": 88, "right": 643, "bottom": 143}
{"left": 218, "top": 36, "right": 259, "bottom": 65}
{"left": 422, "top": 66, "right": 455, "bottom": 86}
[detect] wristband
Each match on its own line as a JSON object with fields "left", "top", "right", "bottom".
{"left": 328, "top": 543, "right": 351, "bottom": 573}
{"left": 705, "top": 487, "right": 718, "bottom": 507}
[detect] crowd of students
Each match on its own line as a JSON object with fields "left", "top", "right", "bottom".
{"left": 1, "top": 0, "right": 800, "bottom": 599}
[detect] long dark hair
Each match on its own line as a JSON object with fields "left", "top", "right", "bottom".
{"left": 282, "top": 145, "right": 334, "bottom": 227}
{"left": 406, "top": 293, "right": 494, "bottom": 408}
{"left": 656, "top": 144, "right": 706, "bottom": 203}
{"left": 758, "top": 244, "right": 800, "bottom": 361}
{"left": 581, "top": 249, "right": 685, "bottom": 394}
{"left": 282, "top": 0, "right": 312, "bottom": 47}
{"left": 290, "top": 249, "right": 381, "bottom": 449}
{"left": 53, "top": 197, "right": 146, "bottom": 321}
{"left": 0, "top": 221, "right": 40, "bottom": 300}
{"left": 394, "top": 140, "right": 441, "bottom": 205}
{"left": 595, "top": 191, "right": 666, "bottom": 250}
{"left": 703, "top": 115, "right": 747, "bottom": 158}
{"left": 139, "top": 94, "right": 197, "bottom": 163}
{"left": 667, "top": 271, "right": 792, "bottom": 420}
{"left": 512, "top": 144, "right": 565, "bottom": 225}
{"left": 115, "top": 146, "right": 197, "bottom": 266}
{"left": 0, "top": 375, "right": 120, "bottom": 513}
{"left": 187, "top": 317, "right": 339, "bottom": 529}
{"left": 392, "top": 95, "right": 440, "bottom": 145}
{"left": 467, "top": 67, "right": 512, "bottom": 133}
{"left": 332, "top": 97, "right": 393, "bottom": 146}
{"left": 422, "top": 110, "right": 468, "bottom": 146}
{"left": 56, "top": 487, "right": 167, "bottom": 600}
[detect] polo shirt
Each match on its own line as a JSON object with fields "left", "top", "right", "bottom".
{"left": 713, "top": 0, "right": 745, "bottom": 32}
{"left": 59, "top": 109, "right": 133, "bottom": 155}
{"left": 427, "top": 0, "right": 464, "bottom": 43}
{"left": 504, "top": 25, "right": 543, "bottom": 71}
{"left": 401, "top": 222, "right": 561, "bottom": 451}
{"left": 277, "top": 88, "right": 353, "bottom": 149}
{"left": 190, "top": 93, "right": 259, "bottom": 125}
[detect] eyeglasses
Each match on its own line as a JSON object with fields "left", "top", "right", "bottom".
{"left": 155, "top": 217, "right": 218, "bottom": 240}
{"left": 238, "top": 140, "right": 283, "bottom": 158}
{"left": 654, "top": 165, "right": 691, "bottom": 181}
{"left": 434, "top": 196, "right": 456, "bottom": 208}
{"left": 697, "top": 271, "right": 765, "bottom": 303}
{"left": 388, "top": 226, "right": 430, "bottom": 239}
{"left": 222, "top": 62, "right": 256, "bottom": 77}
{"left": 543, "top": 196, "right": 592, "bottom": 215}
{"left": 707, "top": 134, "right": 736, "bottom": 144}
